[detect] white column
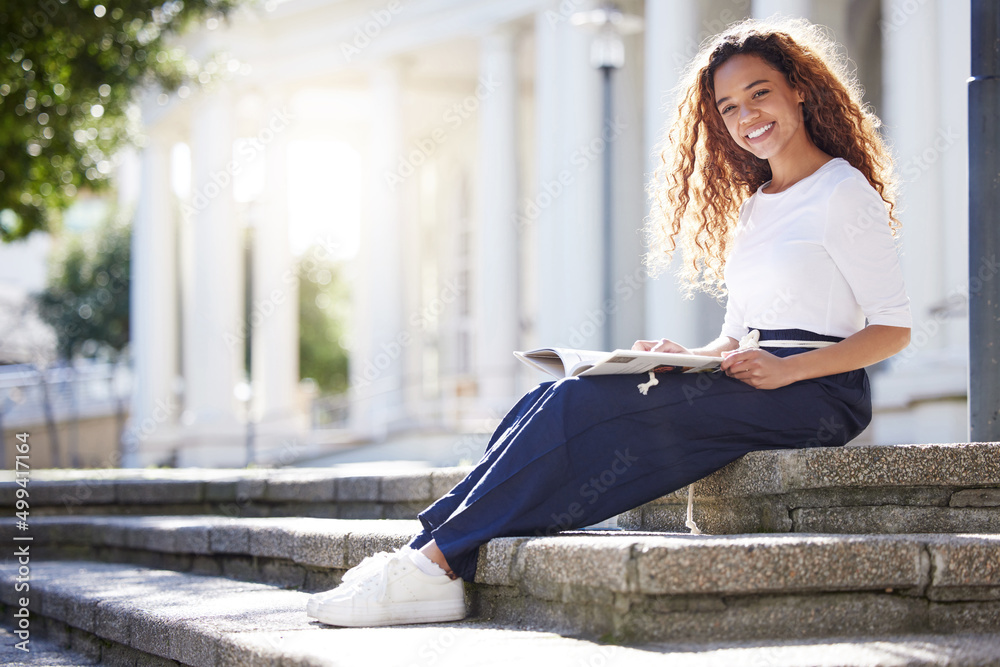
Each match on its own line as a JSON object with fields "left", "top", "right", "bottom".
{"left": 881, "top": 0, "right": 945, "bottom": 354}
{"left": 349, "top": 64, "right": 405, "bottom": 439}
{"left": 474, "top": 29, "right": 520, "bottom": 412}
{"left": 125, "top": 131, "right": 178, "bottom": 466}
{"left": 642, "top": 0, "right": 706, "bottom": 347}
{"left": 936, "top": 0, "right": 970, "bottom": 354}
{"left": 180, "top": 88, "right": 245, "bottom": 465}
{"left": 532, "top": 8, "right": 603, "bottom": 350}
{"left": 871, "top": 0, "right": 967, "bottom": 445}
{"left": 250, "top": 110, "right": 303, "bottom": 457}
{"left": 752, "top": 0, "right": 811, "bottom": 19}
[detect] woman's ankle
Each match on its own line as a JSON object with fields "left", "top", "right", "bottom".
{"left": 419, "top": 541, "right": 459, "bottom": 580}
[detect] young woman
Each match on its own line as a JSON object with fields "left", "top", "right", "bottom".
{"left": 307, "top": 16, "right": 911, "bottom": 627}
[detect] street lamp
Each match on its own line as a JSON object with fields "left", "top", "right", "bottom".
{"left": 571, "top": 4, "right": 644, "bottom": 351}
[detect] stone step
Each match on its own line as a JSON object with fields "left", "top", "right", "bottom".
{"left": 3, "top": 443, "right": 998, "bottom": 534}
{"left": 6, "top": 561, "right": 1000, "bottom": 667}
{"left": 7, "top": 515, "right": 1000, "bottom": 643}
{"left": 0, "top": 624, "right": 100, "bottom": 666}
{"left": 0, "top": 466, "right": 472, "bottom": 520}
{"left": 620, "top": 442, "right": 1000, "bottom": 534}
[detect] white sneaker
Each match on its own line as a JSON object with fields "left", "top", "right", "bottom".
{"left": 306, "top": 551, "right": 395, "bottom": 617}
{"left": 307, "top": 548, "right": 466, "bottom": 627}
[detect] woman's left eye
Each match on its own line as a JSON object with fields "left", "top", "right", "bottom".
{"left": 753, "top": 89, "right": 769, "bottom": 98}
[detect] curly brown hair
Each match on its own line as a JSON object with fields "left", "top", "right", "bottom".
{"left": 645, "top": 17, "right": 899, "bottom": 296}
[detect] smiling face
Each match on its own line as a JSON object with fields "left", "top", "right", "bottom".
{"left": 712, "top": 53, "right": 809, "bottom": 162}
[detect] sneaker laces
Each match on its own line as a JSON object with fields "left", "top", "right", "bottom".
{"left": 312, "top": 550, "right": 396, "bottom": 602}
{"left": 341, "top": 551, "right": 395, "bottom": 587}
{"left": 351, "top": 552, "right": 403, "bottom": 603}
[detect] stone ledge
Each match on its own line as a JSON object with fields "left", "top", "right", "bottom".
{"left": 621, "top": 442, "right": 1000, "bottom": 533}
{"left": 9, "top": 562, "right": 1000, "bottom": 666}
{"left": 7, "top": 516, "right": 1000, "bottom": 606}
{"left": 0, "top": 467, "right": 473, "bottom": 519}
{"left": 3, "top": 553, "right": 1000, "bottom": 651}
{"left": 5, "top": 445, "right": 999, "bottom": 535}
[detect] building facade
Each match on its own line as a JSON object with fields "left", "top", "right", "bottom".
{"left": 125, "top": 0, "right": 971, "bottom": 466}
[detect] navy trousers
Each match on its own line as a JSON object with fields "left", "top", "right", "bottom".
{"left": 408, "top": 329, "right": 872, "bottom": 581}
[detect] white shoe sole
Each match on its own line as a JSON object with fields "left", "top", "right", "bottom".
{"left": 311, "top": 597, "right": 466, "bottom": 627}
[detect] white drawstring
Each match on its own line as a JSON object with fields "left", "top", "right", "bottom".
{"left": 637, "top": 371, "right": 659, "bottom": 395}
{"left": 738, "top": 329, "right": 761, "bottom": 351}
{"left": 685, "top": 483, "right": 702, "bottom": 535}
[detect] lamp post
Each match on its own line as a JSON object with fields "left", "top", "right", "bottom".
{"left": 571, "top": 4, "right": 643, "bottom": 351}
{"left": 969, "top": 0, "right": 1000, "bottom": 441}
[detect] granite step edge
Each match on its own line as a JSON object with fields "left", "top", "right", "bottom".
{"left": 7, "top": 514, "right": 1000, "bottom": 600}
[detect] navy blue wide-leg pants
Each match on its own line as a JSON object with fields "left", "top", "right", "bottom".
{"left": 408, "top": 329, "right": 872, "bottom": 581}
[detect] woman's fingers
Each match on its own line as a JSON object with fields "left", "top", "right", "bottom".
{"left": 631, "top": 338, "right": 692, "bottom": 354}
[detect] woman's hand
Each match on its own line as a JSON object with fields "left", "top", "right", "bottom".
{"left": 720, "top": 348, "right": 800, "bottom": 390}
{"left": 631, "top": 338, "right": 692, "bottom": 354}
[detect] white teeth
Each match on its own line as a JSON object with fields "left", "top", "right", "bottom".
{"left": 747, "top": 123, "right": 773, "bottom": 139}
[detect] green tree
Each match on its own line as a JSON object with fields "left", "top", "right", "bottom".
{"left": 0, "top": 0, "right": 243, "bottom": 241}
{"left": 34, "top": 212, "right": 131, "bottom": 360}
{"left": 298, "top": 250, "right": 350, "bottom": 395}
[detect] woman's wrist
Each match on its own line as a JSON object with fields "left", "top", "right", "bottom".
{"left": 691, "top": 336, "right": 739, "bottom": 357}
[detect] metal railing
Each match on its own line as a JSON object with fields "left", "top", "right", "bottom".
{"left": 0, "top": 360, "right": 131, "bottom": 466}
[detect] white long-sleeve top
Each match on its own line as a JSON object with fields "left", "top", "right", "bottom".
{"left": 721, "top": 157, "right": 911, "bottom": 341}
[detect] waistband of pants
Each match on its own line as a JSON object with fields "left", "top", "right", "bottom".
{"left": 748, "top": 328, "right": 844, "bottom": 349}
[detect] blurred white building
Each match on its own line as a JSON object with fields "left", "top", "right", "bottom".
{"left": 124, "top": 0, "right": 971, "bottom": 466}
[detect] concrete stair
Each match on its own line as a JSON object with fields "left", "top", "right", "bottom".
{"left": 7, "top": 561, "right": 1000, "bottom": 667}
{"left": 1, "top": 442, "right": 999, "bottom": 664}
{"left": 3, "top": 514, "right": 1000, "bottom": 643}
{"left": 0, "top": 466, "right": 472, "bottom": 520}
{"left": 5, "top": 443, "right": 998, "bottom": 535}
{"left": 619, "top": 443, "right": 1000, "bottom": 534}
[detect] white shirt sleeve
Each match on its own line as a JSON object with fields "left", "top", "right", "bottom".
{"left": 721, "top": 294, "right": 748, "bottom": 341}
{"left": 823, "top": 176, "right": 912, "bottom": 329}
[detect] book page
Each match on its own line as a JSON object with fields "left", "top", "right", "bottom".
{"left": 513, "top": 349, "right": 608, "bottom": 378}
{"left": 515, "top": 348, "right": 722, "bottom": 378}
{"left": 575, "top": 350, "right": 721, "bottom": 376}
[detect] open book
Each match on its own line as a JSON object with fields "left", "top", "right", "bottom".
{"left": 514, "top": 347, "right": 723, "bottom": 379}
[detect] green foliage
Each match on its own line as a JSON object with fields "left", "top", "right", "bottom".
{"left": 298, "top": 248, "right": 350, "bottom": 395}
{"left": 0, "top": 0, "right": 244, "bottom": 240}
{"left": 34, "top": 211, "right": 131, "bottom": 359}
